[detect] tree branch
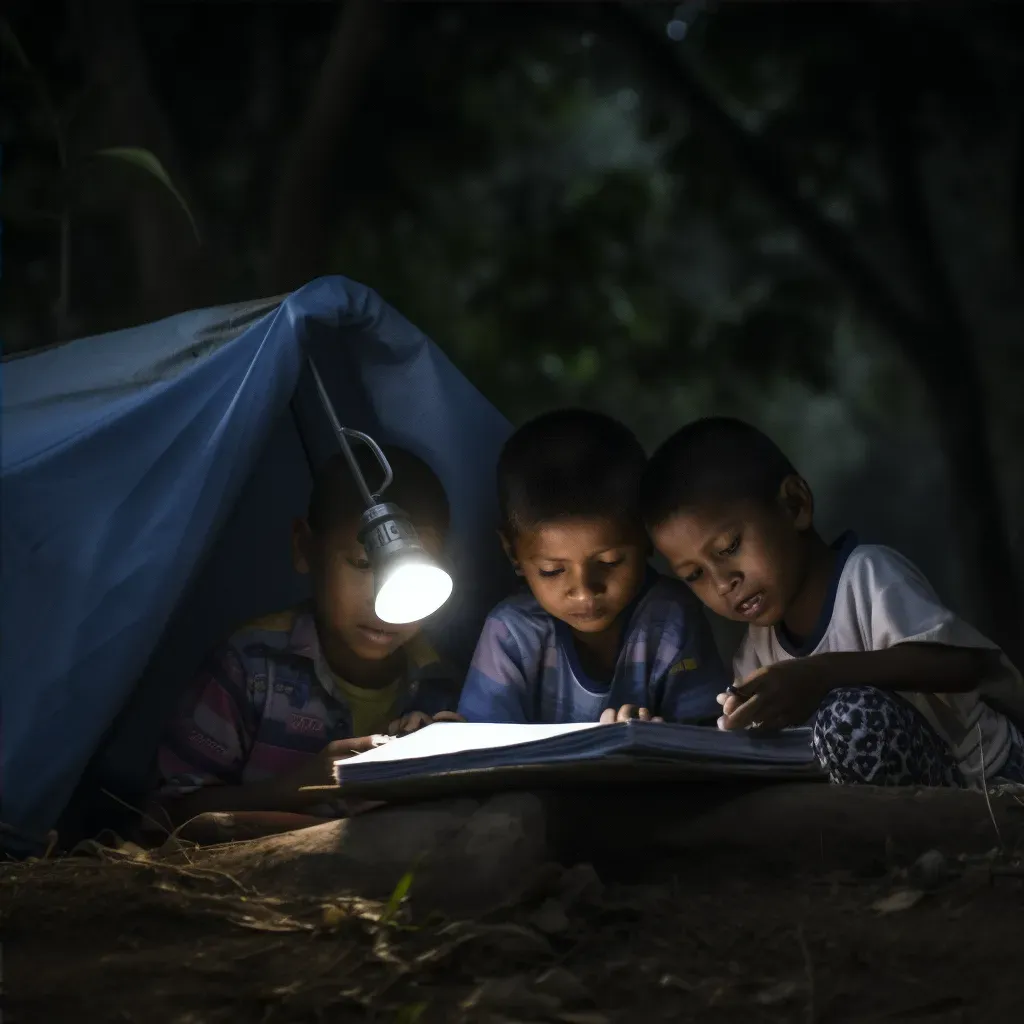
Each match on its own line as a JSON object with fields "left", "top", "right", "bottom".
{"left": 1014, "top": 109, "right": 1024, "bottom": 273}
{"left": 590, "top": 4, "right": 938, "bottom": 360}
{"left": 587, "top": 4, "right": 1021, "bottom": 645}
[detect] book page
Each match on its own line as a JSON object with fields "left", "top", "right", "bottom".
{"left": 337, "top": 721, "right": 603, "bottom": 767}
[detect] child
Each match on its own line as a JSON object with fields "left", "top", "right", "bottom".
{"left": 640, "top": 416, "right": 1024, "bottom": 787}
{"left": 458, "top": 409, "right": 727, "bottom": 725}
{"left": 154, "top": 445, "right": 461, "bottom": 826}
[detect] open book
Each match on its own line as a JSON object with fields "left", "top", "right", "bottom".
{"left": 332, "top": 721, "right": 822, "bottom": 798}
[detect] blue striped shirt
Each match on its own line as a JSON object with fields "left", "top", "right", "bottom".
{"left": 458, "top": 574, "right": 727, "bottom": 724}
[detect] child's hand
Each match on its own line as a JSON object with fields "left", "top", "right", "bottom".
{"left": 599, "top": 704, "right": 664, "bottom": 724}
{"left": 387, "top": 710, "right": 466, "bottom": 735}
{"left": 388, "top": 711, "right": 433, "bottom": 735}
{"left": 717, "top": 663, "right": 832, "bottom": 732}
{"left": 288, "top": 735, "right": 380, "bottom": 797}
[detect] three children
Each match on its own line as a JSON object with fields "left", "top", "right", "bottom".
{"left": 156, "top": 411, "right": 1024, "bottom": 825}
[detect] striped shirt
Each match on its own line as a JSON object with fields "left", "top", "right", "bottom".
{"left": 156, "top": 607, "right": 458, "bottom": 798}
{"left": 458, "top": 573, "right": 727, "bottom": 724}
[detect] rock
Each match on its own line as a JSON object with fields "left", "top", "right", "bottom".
{"left": 558, "top": 863, "right": 604, "bottom": 907}
{"left": 910, "top": 849, "right": 949, "bottom": 889}
{"left": 549, "top": 782, "right": 1024, "bottom": 874}
{"left": 529, "top": 898, "right": 571, "bottom": 935}
{"left": 183, "top": 792, "right": 549, "bottom": 916}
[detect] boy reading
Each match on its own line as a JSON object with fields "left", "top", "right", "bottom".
{"left": 458, "top": 409, "right": 726, "bottom": 724}
{"left": 154, "top": 445, "right": 460, "bottom": 825}
{"left": 641, "top": 416, "right": 1024, "bottom": 786}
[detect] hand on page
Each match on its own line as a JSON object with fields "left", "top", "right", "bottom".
{"left": 599, "top": 704, "right": 664, "bottom": 724}
{"left": 388, "top": 710, "right": 466, "bottom": 735}
{"left": 289, "top": 736, "right": 379, "bottom": 798}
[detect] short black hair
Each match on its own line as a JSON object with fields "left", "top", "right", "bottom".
{"left": 641, "top": 417, "right": 797, "bottom": 528}
{"left": 308, "top": 444, "right": 450, "bottom": 536}
{"left": 497, "top": 409, "right": 647, "bottom": 535}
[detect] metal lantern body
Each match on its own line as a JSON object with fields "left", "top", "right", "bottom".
{"left": 307, "top": 353, "right": 454, "bottom": 625}
{"left": 358, "top": 502, "right": 453, "bottom": 624}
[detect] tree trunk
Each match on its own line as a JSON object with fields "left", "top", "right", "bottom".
{"left": 71, "top": 0, "right": 206, "bottom": 327}
{"left": 265, "top": 0, "right": 391, "bottom": 294}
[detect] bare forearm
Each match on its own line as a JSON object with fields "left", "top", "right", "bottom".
{"left": 811, "top": 644, "right": 1000, "bottom": 695}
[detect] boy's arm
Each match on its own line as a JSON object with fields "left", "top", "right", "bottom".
{"left": 849, "top": 558, "right": 1002, "bottom": 693}
{"left": 162, "top": 737, "right": 378, "bottom": 824}
{"left": 156, "top": 644, "right": 346, "bottom": 824}
{"left": 655, "top": 606, "right": 730, "bottom": 725}
{"left": 791, "top": 644, "right": 999, "bottom": 695}
{"left": 457, "top": 615, "right": 534, "bottom": 724}
{"left": 724, "top": 644, "right": 1002, "bottom": 732}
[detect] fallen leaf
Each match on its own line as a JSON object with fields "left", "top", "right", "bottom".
{"left": 872, "top": 889, "right": 925, "bottom": 914}
{"left": 443, "top": 921, "right": 554, "bottom": 957}
{"left": 322, "top": 905, "right": 347, "bottom": 928}
{"left": 658, "top": 974, "right": 693, "bottom": 991}
{"left": 755, "top": 979, "right": 800, "bottom": 1006}
{"left": 461, "top": 977, "right": 561, "bottom": 1014}
{"left": 535, "top": 966, "right": 590, "bottom": 1005}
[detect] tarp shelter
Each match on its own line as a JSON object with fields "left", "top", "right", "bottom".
{"left": 1, "top": 276, "right": 514, "bottom": 848}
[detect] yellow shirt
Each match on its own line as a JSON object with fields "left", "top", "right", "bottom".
{"left": 332, "top": 676, "right": 401, "bottom": 737}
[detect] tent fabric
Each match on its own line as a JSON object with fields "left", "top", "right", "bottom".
{"left": 1, "top": 276, "right": 513, "bottom": 841}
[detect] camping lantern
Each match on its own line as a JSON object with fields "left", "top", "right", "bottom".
{"left": 307, "top": 357, "right": 454, "bottom": 624}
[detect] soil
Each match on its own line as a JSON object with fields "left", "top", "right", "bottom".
{"left": 5, "top": 788, "right": 1024, "bottom": 1024}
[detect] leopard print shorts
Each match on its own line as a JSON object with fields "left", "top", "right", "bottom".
{"left": 812, "top": 686, "right": 1024, "bottom": 787}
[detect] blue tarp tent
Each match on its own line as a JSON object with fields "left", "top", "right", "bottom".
{"left": 1, "top": 277, "right": 513, "bottom": 845}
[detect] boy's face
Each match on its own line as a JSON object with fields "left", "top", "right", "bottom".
{"left": 292, "top": 517, "right": 444, "bottom": 662}
{"left": 649, "top": 478, "right": 813, "bottom": 628}
{"left": 504, "top": 517, "right": 648, "bottom": 635}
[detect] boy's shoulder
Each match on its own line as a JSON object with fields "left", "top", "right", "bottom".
{"left": 839, "top": 543, "right": 932, "bottom": 596}
{"left": 486, "top": 589, "right": 558, "bottom": 635}
{"left": 225, "top": 606, "right": 316, "bottom": 667}
{"left": 236, "top": 607, "right": 302, "bottom": 638}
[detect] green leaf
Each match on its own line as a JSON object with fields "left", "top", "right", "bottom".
{"left": 381, "top": 867, "right": 415, "bottom": 924}
{"left": 394, "top": 1002, "right": 428, "bottom": 1024}
{"left": 94, "top": 147, "right": 201, "bottom": 242}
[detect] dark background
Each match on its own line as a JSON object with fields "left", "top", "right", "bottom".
{"left": 4, "top": 0, "right": 1024, "bottom": 656}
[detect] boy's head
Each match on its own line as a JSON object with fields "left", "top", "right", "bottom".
{"left": 640, "top": 417, "right": 815, "bottom": 628}
{"left": 292, "top": 445, "right": 449, "bottom": 661}
{"left": 497, "top": 409, "right": 649, "bottom": 635}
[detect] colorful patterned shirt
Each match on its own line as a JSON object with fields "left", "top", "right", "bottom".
{"left": 156, "top": 607, "right": 458, "bottom": 798}
{"left": 458, "top": 573, "right": 727, "bottom": 724}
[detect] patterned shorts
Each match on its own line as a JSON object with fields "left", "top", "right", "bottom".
{"left": 812, "top": 686, "right": 1024, "bottom": 787}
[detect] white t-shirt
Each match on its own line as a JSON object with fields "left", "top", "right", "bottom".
{"left": 734, "top": 536, "right": 1024, "bottom": 782}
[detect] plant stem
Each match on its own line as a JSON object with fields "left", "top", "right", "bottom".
{"left": 57, "top": 212, "right": 71, "bottom": 334}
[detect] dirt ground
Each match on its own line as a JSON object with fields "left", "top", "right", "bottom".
{"left": 5, "top": 790, "right": 1024, "bottom": 1024}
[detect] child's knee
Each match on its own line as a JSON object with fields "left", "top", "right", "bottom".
{"left": 812, "top": 686, "right": 962, "bottom": 787}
